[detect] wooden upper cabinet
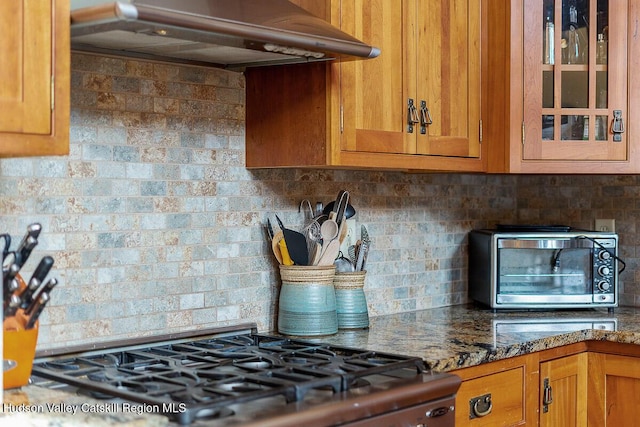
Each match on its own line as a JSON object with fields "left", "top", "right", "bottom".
{"left": 416, "top": 0, "right": 482, "bottom": 159}
{"left": 0, "top": 0, "right": 70, "bottom": 158}
{"left": 338, "top": 0, "right": 410, "bottom": 156}
{"left": 245, "top": 0, "right": 485, "bottom": 172}
{"left": 485, "top": 0, "right": 639, "bottom": 173}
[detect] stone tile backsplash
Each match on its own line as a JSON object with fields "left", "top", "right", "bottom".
{"left": 1, "top": 53, "right": 639, "bottom": 351}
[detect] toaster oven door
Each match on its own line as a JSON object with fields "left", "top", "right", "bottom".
{"left": 496, "top": 238, "right": 595, "bottom": 304}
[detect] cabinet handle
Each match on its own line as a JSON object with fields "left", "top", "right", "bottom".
{"left": 470, "top": 393, "right": 492, "bottom": 418}
{"left": 419, "top": 101, "right": 432, "bottom": 134}
{"left": 543, "top": 378, "right": 553, "bottom": 413}
{"left": 611, "top": 110, "right": 625, "bottom": 142}
{"left": 407, "top": 98, "right": 419, "bottom": 133}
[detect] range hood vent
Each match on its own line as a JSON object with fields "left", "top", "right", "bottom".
{"left": 70, "top": 0, "right": 380, "bottom": 70}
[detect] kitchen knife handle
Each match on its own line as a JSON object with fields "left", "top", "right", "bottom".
{"left": 3, "top": 294, "right": 21, "bottom": 319}
{"left": 34, "top": 278, "right": 59, "bottom": 303}
{"left": 16, "top": 236, "right": 38, "bottom": 269}
{"left": 25, "top": 292, "right": 49, "bottom": 329}
{"left": 3, "top": 263, "right": 20, "bottom": 296}
{"left": 17, "top": 278, "right": 41, "bottom": 310}
{"left": 30, "top": 256, "right": 54, "bottom": 285}
{"left": 27, "top": 223, "right": 42, "bottom": 240}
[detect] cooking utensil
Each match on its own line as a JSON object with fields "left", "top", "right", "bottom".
{"left": 266, "top": 218, "right": 275, "bottom": 240}
{"left": 334, "top": 253, "right": 355, "bottom": 272}
{"left": 334, "top": 190, "right": 350, "bottom": 244}
{"left": 320, "top": 217, "right": 339, "bottom": 243}
{"left": 355, "top": 225, "right": 371, "bottom": 271}
{"left": 322, "top": 200, "right": 356, "bottom": 220}
{"left": 275, "top": 215, "right": 308, "bottom": 266}
{"left": 355, "top": 240, "right": 369, "bottom": 271}
{"left": 310, "top": 241, "right": 322, "bottom": 265}
{"left": 316, "top": 239, "right": 340, "bottom": 266}
{"left": 300, "top": 199, "right": 322, "bottom": 257}
{"left": 271, "top": 231, "right": 292, "bottom": 265}
{"left": 348, "top": 245, "right": 357, "bottom": 265}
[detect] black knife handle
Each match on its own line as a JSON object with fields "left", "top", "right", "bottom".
{"left": 30, "top": 256, "right": 54, "bottom": 285}
{"left": 16, "top": 235, "right": 38, "bottom": 269}
{"left": 25, "top": 292, "right": 49, "bottom": 329}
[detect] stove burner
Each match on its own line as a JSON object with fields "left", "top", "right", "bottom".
{"left": 32, "top": 333, "right": 426, "bottom": 425}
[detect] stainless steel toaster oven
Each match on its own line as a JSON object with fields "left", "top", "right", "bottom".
{"left": 468, "top": 228, "right": 619, "bottom": 310}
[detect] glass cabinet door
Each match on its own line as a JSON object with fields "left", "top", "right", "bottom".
{"left": 522, "top": 0, "right": 627, "bottom": 161}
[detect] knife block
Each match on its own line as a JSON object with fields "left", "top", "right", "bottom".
{"left": 3, "top": 275, "right": 39, "bottom": 390}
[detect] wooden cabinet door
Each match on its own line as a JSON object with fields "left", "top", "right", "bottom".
{"left": 522, "top": 0, "right": 627, "bottom": 162}
{"left": 588, "top": 353, "right": 640, "bottom": 426}
{"left": 416, "top": 0, "right": 482, "bottom": 158}
{"left": 339, "top": 0, "right": 414, "bottom": 155}
{"left": 485, "top": 0, "right": 640, "bottom": 173}
{"left": 0, "top": 0, "right": 69, "bottom": 158}
{"left": 539, "top": 353, "right": 588, "bottom": 427}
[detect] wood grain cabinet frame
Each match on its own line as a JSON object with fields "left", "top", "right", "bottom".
{"left": 0, "top": 0, "right": 70, "bottom": 158}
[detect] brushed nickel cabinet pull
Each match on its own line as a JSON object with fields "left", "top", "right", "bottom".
{"left": 407, "top": 98, "right": 419, "bottom": 133}
{"left": 612, "top": 110, "right": 625, "bottom": 142}
{"left": 419, "top": 100, "right": 432, "bottom": 134}
{"left": 543, "top": 378, "right": 553, "bottom": 413}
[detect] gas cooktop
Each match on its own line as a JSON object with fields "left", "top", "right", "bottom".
{"left": 31, "top": 326, "right": 458, "bottom": 426}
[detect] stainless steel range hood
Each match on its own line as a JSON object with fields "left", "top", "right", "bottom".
{"left": 70, "top": 0, "right": 380, "bottom": 70}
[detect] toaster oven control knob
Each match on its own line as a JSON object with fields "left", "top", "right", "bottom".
{"left": 597, "top": 281, "right": 611, "bottom": 292}
{"left": 598, "top": 250, "right": 611, "bottom": 261}
{"left": 598, "top": 266, "right": 611, "bottom": 276}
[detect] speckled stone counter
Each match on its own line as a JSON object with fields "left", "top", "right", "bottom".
{"left": 308, "top": 303, "right": 640, "bottom": 372}
{"left": 1, "top": 385, "right": 168, "bottom": 426}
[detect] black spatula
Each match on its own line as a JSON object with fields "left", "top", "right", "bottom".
{"left": 275, "top": 215, "right": 309, "bottom": 266}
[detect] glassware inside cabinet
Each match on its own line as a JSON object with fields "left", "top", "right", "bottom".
{"left": 537, "top": 0, "right": 610, "bottom": 146}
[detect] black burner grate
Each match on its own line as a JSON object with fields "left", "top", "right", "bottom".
{"left": 32, "top": 334, "right": 425, "bottom": 425}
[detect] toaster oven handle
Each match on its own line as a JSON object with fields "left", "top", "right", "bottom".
{"left": 497, "top": 238, "right": 596, "bottom": 249}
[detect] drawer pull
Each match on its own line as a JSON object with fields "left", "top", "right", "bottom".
{"left": 470, "top": 393, "right": 493, "bottom": 418}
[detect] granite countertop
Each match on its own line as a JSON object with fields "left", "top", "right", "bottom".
{"left": 312, "top": 303, "right": 640, "bottom": 372}
{"left": 1, "top": 386, "right": 169, "bottom": 427}
{"left": 4, "top": 303, "right": 640, "bottom": 425}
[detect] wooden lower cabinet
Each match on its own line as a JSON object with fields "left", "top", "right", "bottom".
{"left": 588, "top": 353, "right": 640, "bottom": 426}
{"left": 539, "top": 353, "right": 588, "bottom": 427}
{"left": 452, "top": 344, "right": 640, "bottom": 427}
{"left": 453, "top": 354, "right": 538, "bottom": 426}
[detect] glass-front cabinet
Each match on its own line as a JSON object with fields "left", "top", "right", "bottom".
{"left": 522, "top": 0, "right": 627, "bottom": 161}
